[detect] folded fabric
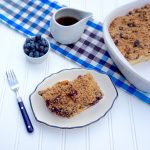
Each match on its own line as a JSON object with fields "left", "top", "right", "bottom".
{"left": 0, "top": 0, "right": 150, "bottom": 103}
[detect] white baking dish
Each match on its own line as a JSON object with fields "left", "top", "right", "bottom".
{"left": 103, "top": 0, "right": 150, "bottom": 93}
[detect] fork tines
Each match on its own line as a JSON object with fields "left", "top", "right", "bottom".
{"left": 6, "top": 70, "right": 18, "bottom": 85}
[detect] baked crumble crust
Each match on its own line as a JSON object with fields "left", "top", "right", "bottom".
{"left": 109, "top": 4, "right": 150, "bottom": 64}
{"left": 38, "top": 73, "right": 103, "bottom": 118}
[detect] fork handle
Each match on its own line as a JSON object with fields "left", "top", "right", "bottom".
{"left": 18, "top": 100, "right": 34, "bottom": 133}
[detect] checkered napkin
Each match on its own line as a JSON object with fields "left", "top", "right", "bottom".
{"left": 0, "top": 0, "right": 150, "bottom": 103}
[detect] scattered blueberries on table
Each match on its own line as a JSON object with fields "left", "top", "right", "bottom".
{"left": 24, "top": 34, "right": 49, "bottom": 58}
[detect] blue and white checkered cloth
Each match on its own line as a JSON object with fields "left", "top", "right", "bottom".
{"left": 0, "top": 0, "right": 150, "bottom": 103}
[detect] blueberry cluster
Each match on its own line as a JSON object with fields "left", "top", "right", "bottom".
{"left": 24, "top": 35, "right": 49, "bottom": 58}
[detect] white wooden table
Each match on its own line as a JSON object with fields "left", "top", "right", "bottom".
{"left": 0, "top": 0, "right": 150, "bottom": 150}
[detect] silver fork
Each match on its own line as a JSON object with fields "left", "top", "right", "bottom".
{"left": 6, "top": 70, "right": 34, "bottom": 133}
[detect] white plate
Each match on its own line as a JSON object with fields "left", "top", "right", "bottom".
{"left": 103, "top": 0, "right": 150, "bottom": 93}
{"left": 30, "top": 68, "right": 118, "bottom": 129}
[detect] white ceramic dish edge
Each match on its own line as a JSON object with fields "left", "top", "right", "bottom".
{"left": 103, "top": 0, "right": 150, "bottom": 93}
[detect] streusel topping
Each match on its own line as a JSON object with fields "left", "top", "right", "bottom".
{"left": 109, "top": 4, "right": 150, "bottom": 64}
{"left": 38, "top": 73, "right": 103, "bottom": 118}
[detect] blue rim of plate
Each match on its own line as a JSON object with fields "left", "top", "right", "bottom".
{"left": 29, "top": 68, "right": 118, "bottom": 129}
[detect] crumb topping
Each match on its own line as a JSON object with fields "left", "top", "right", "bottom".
{"left": 109, "top": 4, "right": 150, "bottom": 63}
{"left": 38, "top": 73, "right": 103, "bottom": 118}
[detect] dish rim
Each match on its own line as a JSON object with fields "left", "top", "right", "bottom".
{"left": 29, "top": 68, "right": 118, "bottom": 129}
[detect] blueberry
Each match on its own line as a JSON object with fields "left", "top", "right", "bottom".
{"left": 68, "top": 90, "right": 77, "bottom": 97}
{"left": 30, "top": 43, "right": 35, "bottom": 49}
{"left": 119, "top": 26, "right": 123, "bottom": 30}
{"left": 133, "top": 40, "right": 140, "bottom": 47}
{"left": 39, "top": 52, "right": 44, "bottom": 57}
{"left": 127, "top": 22, "right": 135, "bottom": 27}
{"left": 35, "top": 34, "right": 41, "bottom": 41}
{"left": 39, "top": 45, "right": 44, "bottom": 51}
{"left": 44, "top": 41, "right": 49, "bottom": 47}
{"left": 30, "top": 40, "right": 34, "bottom": 45}
{"left": 23, "top": 44, "right": 27, "bottom": 49}
{"left": 31, "top": 37, "right": 35, "bottom": 41}
{"left": 34, "top": 42, "right": 38, "bottom": 45}
{"left": 40, "top": 39, "right": 44, "bottom": 45}
{"left": 24, "top": 48, "right": 30, "bottom": 55}
{"left": 45, "top": 46, "right": 49, "bottom": 50}
{"left": 26, "top": 38, "right": 31, "bottom": 43}
{"left": 43, "top": 47, "right": 48, "bottom": 54}
{"left": 114, "top": 40, "right": 118, "bottom": 45}
{"left": 46, "top": 100, "right": 50, "bottom": 107}
{"left": 35, "top": 43, "right": 39, "bottom": 50}
{"left": 43, "top": 50, "right": 48, "bottom": 54}
{"left": 44, "top": 40, "right": 48, "bottom": 46}
{"left": 29, "top": 51, "right": 34, "bottom": 57}
{"left": 26, "top": 42, "right": 31, "bottom": 48}
{"left": 40, "top": 39, "right": 46, "bottom": 46}
{"left": 32, "top": 48, "right": 36, "bottom": 52}
{"left": 36, "top": 40, "right": 40, "bottom": 44}
{"left": 33, "top": 51, "right": 39, "bottom": 57}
